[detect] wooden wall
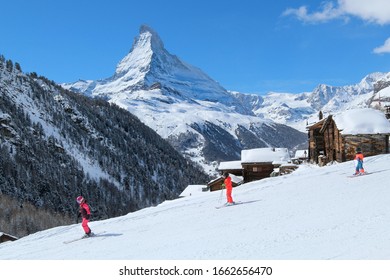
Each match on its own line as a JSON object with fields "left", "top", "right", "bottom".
{"left": 208, "top": 177, "right": 241, "bottom": 192}
{"left": 217, "top": 169, "right": 243, "bottom": 177}
{"left": 308, "top": 121, "right": 325, "bottom": 163}
{"left": 208, "top": 177, "right": 225, "bottom": 192}
{"left": 343, "top": 134, "right": 390, "bottom": 160}
{"left": 242, "top": 163, "right": 275, "bottom": 183}
{"left": 321, "top": 118, "right": 343, "bottom": 162}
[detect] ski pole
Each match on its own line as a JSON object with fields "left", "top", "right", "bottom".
{"left": 218, "top": 183, "right": 225, "bottom": 203}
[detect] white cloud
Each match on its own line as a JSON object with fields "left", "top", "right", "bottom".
{"left": 282, "top": 2, "right": 345, "bottom": 23}
{"left": 283, "top": 0, "right": 390, "bottom": 55}
{"left": 373, "top": 38, "right": 390, "bottom": 54}
{"left": 283, "top": 0, "right": 390, "bottom": 25}
{"left": 340, "top": 0, "right": 390, "bottom": 25}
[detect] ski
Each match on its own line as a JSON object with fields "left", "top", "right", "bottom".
{"left": 215, "top": 199, "right": 261, "bottom": 209}
{"left": 215, "top": 202, "right": 243, "bottom": 209}
{"left": 63, "top": 232, "right": 103, "bottom": 244}
{"left": 347, "top": 172, "right": 370, "bottom": 178}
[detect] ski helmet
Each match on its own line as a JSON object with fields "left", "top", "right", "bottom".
{"left": 76, "top": 196, "right": 84, "bottom": 204}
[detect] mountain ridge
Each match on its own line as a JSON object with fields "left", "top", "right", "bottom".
{"left": 63, "top": 26, "right": 307, "bottom": 174}
{"left": 254, "top": 71, "right": 390, "bottom": 131}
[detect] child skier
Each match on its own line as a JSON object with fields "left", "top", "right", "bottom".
{"left": 223, "top": 172, "right": 235, "bottom": 206}
{"left": 354, "top": 148, "right": 365, "bottom": 175}
{"left": 76, "top": 196, "right": 93, "bottom": 237}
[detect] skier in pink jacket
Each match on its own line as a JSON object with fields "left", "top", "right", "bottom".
{"left": 76, "top": 196, "right": 93, "bottom": 237}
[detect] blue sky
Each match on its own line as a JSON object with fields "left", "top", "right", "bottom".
{"left": 1, "top": 0, "right": 390, "bottom": 94}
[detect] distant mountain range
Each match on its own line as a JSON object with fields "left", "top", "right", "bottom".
{"left": 63, "top": 25, "right": 308, "bottom": 173}
{"left": 253, "top": 72, "right": 390, "bottom": 131}
{"left": 63, "top": 25, "right": 390, "bottom": 173}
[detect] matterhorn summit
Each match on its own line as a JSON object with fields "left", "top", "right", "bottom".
{"left": 67, "top": 25, "right": 238, "bottom": 108}
{"left": 63, "top": 25, "right": 307, "bottom": 174}
{"left": 113, "top": 25, "right": 165, "bottom": 84}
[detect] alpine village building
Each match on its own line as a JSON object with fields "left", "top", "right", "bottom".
{"left": 307, "top": 108, "right": 390, "bottom": 164}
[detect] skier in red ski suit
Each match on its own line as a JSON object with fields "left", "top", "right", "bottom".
{"left": 223, "top": 172, "right": 234, "bottom": 205}
{"left": 76, "top": 196, "right": 92, "bottom": 237}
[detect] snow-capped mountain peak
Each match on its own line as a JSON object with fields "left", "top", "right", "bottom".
{"left": 68, "top": 25, "right": 234, "bottom": 104}
{"left": 62, "top": 26, "right": 307, "bottom": 174}
{"left": 358, "top": 72, "right": 388, "bottom": 90}
{"left": 138, "top": 24, "right": 165, "bottom": 50}
{"left": 114, "top": 25, "right": 165, "bottom": 79}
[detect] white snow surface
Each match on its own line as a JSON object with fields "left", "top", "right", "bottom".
{"left": 1, "top": 154, "right": 390, "bottom": 260}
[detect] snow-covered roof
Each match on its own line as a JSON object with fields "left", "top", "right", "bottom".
{"left": 179, "top": 185, "right": 208, "bottom": 197}
{"left": 241, "top": 148, "right": 290, "bottom": 164}
{"left": 0, "top": 232, "right": 18, "bottom": 240}
{"left": 294, "top": 149, "right": 308, "bottom": 158}
{"left": 333, "top": 108, "right": 390, "bottom": 135}
{"left": 218, "top": 160, "right": 242, "bottom": 170}
{"left": 207, "top": 173, "right": 243, "bottom": 185}
{"left": 230, "top": 174, "right": 244, "bottom": 184}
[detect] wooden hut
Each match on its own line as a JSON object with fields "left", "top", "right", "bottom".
{"left": 208, "top": 177, "right": 226, "bottom": 192}
{"left": 207, "top": 174, "right": 243, "bottom": 192}
{"left": 307, "top": 115, "right": 339, "bottom": 164}
{"left": 0, "top": 232, "right": 18, "bottom": 243}
{"left": 217, "top": 160, "right": 243, "bottom": 177}
{"left": 241, "top": 148, "right": 291, "bottom": 183}
{"left": 307, "top": 108, "right": 390, "bottom": 164}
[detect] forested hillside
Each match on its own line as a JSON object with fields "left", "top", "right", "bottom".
{"left": 0, "top": 55, "right": 209, "bottom": 237}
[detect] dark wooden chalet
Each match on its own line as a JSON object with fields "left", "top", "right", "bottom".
{"left": 307, "top": 108, "right": 390, "bottom": 164}
{"left": 307, "top": 116, "right": 338, "bottom": 163}
{"left": 241, "top": 148, "right": 290, "bottom": 183}
{"left": 217, "top": 160, "right": 243, "bottom": 177}
{"left": 208, "top": 177, "right": 226, "bottom": 192}
{"left": 0, "top": 232, "right": 18, "bottom": 243}
{"left": 207, "top": 174, "right": 242, "bottom": 192}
